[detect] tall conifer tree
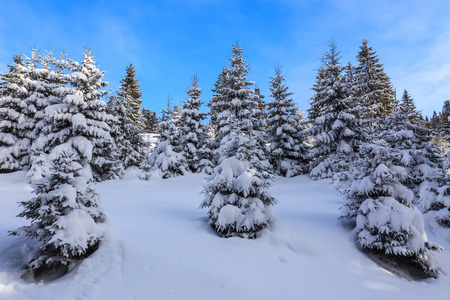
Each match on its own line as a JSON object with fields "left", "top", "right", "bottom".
{"left": 307, "top": 40, "right": 366, "bottom": 180}
{"left": 267, "top": 65, "right": 308, "bottom": 177}
{"left": 10, "top": 48, "right": 110, "bottom": 279}
{"left": 0, "top": 54, "right": 32, "bottom": 172}
{"left": 400, "top": 90, "right": 422, "bottom": 125}
{"left": 176, "top": 75, "right": 212, "bottom": 173}
{"left": 354, "top": 39, "right": 397, "bottom": 120}
{"left": 201, "top": 43, "right": 276, "bottom": 238}
{"left": 118, "top": 64, "right": 143, "bottom": 127}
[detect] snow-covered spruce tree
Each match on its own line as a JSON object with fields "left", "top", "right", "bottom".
{"left": 266, "top": 65, "right": 308, "bottom": 177}
{"left": 253, "top": 86, "right": 268, "bottom": 134}
{"left": 0, "top": 48, "right": 57, "bottom": 175}
{"left": 354, "top": 39, "right": 397, "bottom": 120}
{"left": 418, "top": 170, "right": 450, "bottom": 227}
{"left": 378, "top": 106, "right": 442, "bottom": 192}
{"left": 26, "top": 49, "right": 71, "bottom": 182}
{"left": 430, "top": 110, "right": 442, "bottom": 134}
{"left": 208, "top": 67, "right": 228, "bottom": 141}
{"left": 341, "top": 139, "right": 441, "bottom": 277}
{"left": 306, "top": 41, "right": 366, "bottom": 180}
{"left": 400, "top": 89, "right": 422, "bottom": 125}
{"left": 141, "top": 108, "right": 158, "bottom": 133}
{"left": 149, "top": 96, "right": 187, "bottom": 178}
{"left": 32, "top": 48, "right": 117, "bottom": 182}
{"left": 201, "top": 131, "right": 277, "bottom": 239}
{"left": 374, "top": 103, "right": 445, "bottom": 226}
{"left": 0, "top": 54, "right": 32, "bottom": 172}
{"left": 209, "top": 43, "right": 269, "bottom": 168}
{"left": 10, "top": 144, "right": 105, "bottom": 280}
{"left": 440, "top": 100, "right": 450, "bottom": 142}
{"left": 201, "top": 43, "right": 276, "bottom": 238}
{"left": 415, "top": 100, "right": 450, "bottom": 226}
{"left": 176, "top": 75, "right": 213, "bottom": 173}
{"left": 307, "top": 66, "right": 325, "bottom": 124}
{"left": 106, "top": 94, "right": 150, "bottom": 179}
{"left": 118, "top": 64, "right": 143, "bottom": 128}
{"left": 172, "top": 102, "right": 182, "bottom": 125}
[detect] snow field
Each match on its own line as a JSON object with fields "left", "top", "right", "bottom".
{"left": 1, "top": 171, "right": 450, "bottom": 299}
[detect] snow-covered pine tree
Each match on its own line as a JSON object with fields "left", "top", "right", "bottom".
{"left": 440, "top": 100, "right": 450, "bottom": 141}
{"left": 430, "top": 110, "right": 442, "bottom": 134}
{"left": 250, "top": 85, "right": 269, "bottom": 156}
{"left": 201, "top": 43, "right": 276, "bottom": 238}
{"left": 341, "top": 139, "right": 441, "bottom": 277}
{"left": 176, "top": 75, "right": 213, "bottom": 173}
{"left": 201, "top": 130, "right": 277, "bottom": 239}
{"left": 8, "top": 48, "right": 114, "bottom": 280}
{"left": 378, "top": 106, "right": 442, "bottom": 192}
{"left": 400, "top": 90, "right": 422, "bottom": 125}
{"left": 26, "top": 49, "right": 70, "bottom": 182}
{"left": 32, "top": 48, "right": 117, "bottom": 182}
{"left": 253, "top": 86, "right": 268, "bottom": 133}
{"left": 307, "top": 66, "right": 325, "bottom": 124}
{"left": 0, "top": 54, "right": 32, "bottom": 172}
{"left": 118, "top": 64, "right": 143, "bottom": 128}
{"left": 172, "top": 102, "right": 182, "bottom": 125}
{"left": 208, "top": 67, "right": 228, "bottom": 141}
{"left": 307, "top": 40, "right": 366, "bottom": 181}
{"left": 0, "top": 48, "right": 58, "bottom": 176}
{"left": 354, "top": 39, "right": 397, "bottom": 120}
{"left": 416, "top": 101, "right": 450, "bottom": 227}
{"left": 418, "top": 170, "right": 450, "bottom": 227}
{"left": 266, "top": 65, "right": 308, "bottom": 177}
{"left": 10, "top": 143, "right": 106, "bottom": 280}
{"left": 107, "top": 93, "right": 150, "bottom": 179}
{"left": 149, "top": 96, "right": 187, "bottom": 178}
{"left": 209, "top": 43, "right": 269, "bottom": 167}
{"left": 141, "top": 108, "right": 158, "bottom": 133}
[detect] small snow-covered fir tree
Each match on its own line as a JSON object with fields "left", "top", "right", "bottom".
{"left": 176, "top": 75, "right": 213, "bottom": 173}
{"left": 10, "top": 144, "right": 105, "bottom": 279}
{"left": 418, "top": 171, "right": 450, "bottom": 227}
{"left": 200, "top": 131, "right": 277, "bottom": 238}
{"left": 342, "top": 139, "right": 441, "bottom": 277}
{"left": 378, "top": 106, "right": 442, "bottom": 191}
{"left": 201, "top": 43, "right": 276, "bottom": 238}
{"left": 342, "top": 138, "right": 406, "bottom": 219}
{"left": 149, "top": 97, "right": 187, "bottom": 178}
{"left": 266, "top": 65, "right": 308, "bottom": 177}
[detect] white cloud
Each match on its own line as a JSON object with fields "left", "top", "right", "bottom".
{"left": 390, "top": 26, "right": 450, "bottom": 116}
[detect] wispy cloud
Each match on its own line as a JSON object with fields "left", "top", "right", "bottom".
{"left": 393, "top": 27, "right": 450, "bottom": 115}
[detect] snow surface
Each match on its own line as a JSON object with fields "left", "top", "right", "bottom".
{"left": 1, "top": 171, "right": 450, "bottom": 299}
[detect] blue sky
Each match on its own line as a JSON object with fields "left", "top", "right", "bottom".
{"left": 0, "top": 0, "right": 449, "bottom": 117}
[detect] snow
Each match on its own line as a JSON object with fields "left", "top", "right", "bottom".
{"left": 2, "top": 171, "right": 450, "bottom": 299}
